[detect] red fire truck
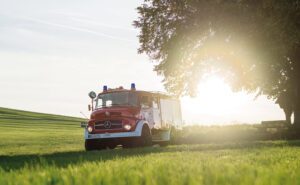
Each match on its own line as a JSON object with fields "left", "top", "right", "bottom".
{"left": 83, "top": 83, "right": 182, "bottom": 150}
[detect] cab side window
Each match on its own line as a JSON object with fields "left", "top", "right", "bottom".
{"left": 152, "top": 97, "right": 159, "bottom": 109}
{"left": 141, "top": 96, "right": 150, "bottom": 108}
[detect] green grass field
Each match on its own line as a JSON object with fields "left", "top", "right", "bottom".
{"left": 1, "top": 107, "right": 300, "bottom": 185}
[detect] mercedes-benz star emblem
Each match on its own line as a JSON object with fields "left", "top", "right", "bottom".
{"left": 104, "top": 120, "right": 112, "bottom": 129}
{"left": 105, "top": 111, "right": 110, "bottom": 116}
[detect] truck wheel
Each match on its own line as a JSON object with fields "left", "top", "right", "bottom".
{"left": 159, "top": 127, "right": 180, "bottom": 147}
{"left": 169, "top": 127, "right": 176, "bottom": 144}
{"left": 139, "top": 125, "right": 152, "bottom": 147}
{"left": 85, "top": 139, "right": 96, "bottom": 151}
{"left": 96, "top": 143, "right": 107, "bottom": 150}
{"left": 85, "top": 139, "right": 106, "bottom": 151}
{"left": 122, "top": 143, "right": 133, "bottom": 148}
{"left": 107, "top": 143, "right": 117, "bottom": 149}
{"left": 159, "top": 141, "right": 169, "bottom": 147}
{"left": 169, "top": 127, "right": 181, "bottom": 145}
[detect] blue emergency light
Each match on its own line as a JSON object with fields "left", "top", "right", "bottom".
{"left": 131, "top": 83, "right": 136, "bottom": 90}
{"left": 103, "top": 85, "right": 108, "bottom": 91}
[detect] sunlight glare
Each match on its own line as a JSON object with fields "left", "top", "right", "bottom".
{"left": 181, "top": 75, "right": 254, "bottom": 125}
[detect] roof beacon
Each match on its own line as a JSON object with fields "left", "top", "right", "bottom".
{"left": 131, "top": 83, "right": 136, "bottom": 90}
{"left": 103, "top": 85, "right": 108, "bottom": 92}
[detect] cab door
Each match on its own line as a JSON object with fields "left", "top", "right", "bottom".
{"left": 140, "top": 95, "right": 153, "bottom": 128}
{"left": 152, "top": 96, "right": 162, "bottom": 129}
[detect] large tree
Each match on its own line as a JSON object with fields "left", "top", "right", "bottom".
{"left": 134, "top": 0, "right": 300, "bottom": 125}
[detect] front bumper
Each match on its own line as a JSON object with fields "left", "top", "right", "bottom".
{"left": 84, "top": 120, "right": 148, "bottom": 140}
{"left": 85, "top": 129, "right": 140, "bottom": 139}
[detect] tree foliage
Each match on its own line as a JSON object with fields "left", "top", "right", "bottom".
{"left": 134, "top": 0, "right": 300, "bottom": 124}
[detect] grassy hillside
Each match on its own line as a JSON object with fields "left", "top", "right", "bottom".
{"left": 1, "top": 107, "right": 300, "bottom": 185}
{"left": 0, "top": 107, "right": 86, "bottom": 155}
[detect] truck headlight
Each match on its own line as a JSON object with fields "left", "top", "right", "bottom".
{"left": 87, "top": 126, "right": 93, "bottom": 133}
{"left": 124, "top": 124, "right": 131, "bottom": 131}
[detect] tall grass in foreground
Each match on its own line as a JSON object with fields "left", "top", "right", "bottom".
{"left": 1, "top": 142, "right": 300, "bottom": 185}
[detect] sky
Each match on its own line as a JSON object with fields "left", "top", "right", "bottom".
{"left": 0, "top": 0, "right": 285, "bottom": 125}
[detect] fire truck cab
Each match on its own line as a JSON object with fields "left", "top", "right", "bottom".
{"left": 84, "top": 83, "right": 182, "bottom": 150}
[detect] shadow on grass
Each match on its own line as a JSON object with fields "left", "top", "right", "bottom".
{"left": 1, "top": 140, "right": 300, "bottom": 171}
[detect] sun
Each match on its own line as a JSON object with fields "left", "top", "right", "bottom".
{"left": 195, "top": 76, "right": 236, "bottom": 114}
{"left": 181, "top": 75, "right": 247, "bottom": 124}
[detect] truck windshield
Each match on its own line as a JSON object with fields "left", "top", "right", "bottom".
{"left": 95, "top": 92, "right": 138, "bottom": 109}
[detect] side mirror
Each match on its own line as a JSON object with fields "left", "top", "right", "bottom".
{"left": 88, "top": 91, "right": 96, "bottom": 99}
{"left": 88, "top": 91, "right": 96, "bottom": 111}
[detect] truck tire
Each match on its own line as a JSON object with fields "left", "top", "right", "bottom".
{"left": 159, "top": 127, "right": 180, "bottom": 147}
{"left": 107, "top": 143, "right": 117, "bottom": 149}
{"left": 85, "top": 139, "right": 96, "bottom": 151}
{"left": 159, "top": 141, "right": 169, "bottom": 147}
{"left": 97, "top": 143, "right": 107, "bottom": 150}
{"left": 139, "top": 125, "right": 152, "bottom": 147}
{"left": 158, "top": 129, "right": 173, "bottom": 147}
{"left": 85, "top": 139, "right": 106, "bottom": 151}
{"left": 122, "top": 125, "right": 152, "bottom": 148}
{"left": 122, "top": 143, "right": 133, "bottom": 148}
{"left": 169, "top": 127, "right": 176, "bottom": 145}
{"left": 170, "top": 127, "right": 182, "bottom": 145}
{"left": 122, "top": 138, "right": 137, "bottom": 148}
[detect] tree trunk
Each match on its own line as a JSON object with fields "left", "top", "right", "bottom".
{"left": 284, "top": 109, "right": 292, "bottom": 125}
{"left": 295, "top": 110, "right": 300, "bottom": 125}
{"left": 294, "top": 85, "right": 300, "bottom": 128}
{"left": 294, "top": 103, "right": 300, "bottom": 127}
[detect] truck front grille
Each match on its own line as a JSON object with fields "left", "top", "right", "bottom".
{"left": 94, "top": 120, "right": 122, "bottom": 130}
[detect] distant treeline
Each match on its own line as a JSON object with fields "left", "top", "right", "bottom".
{"left": 177, "top": 124, "right": 300, "bottom": 144}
